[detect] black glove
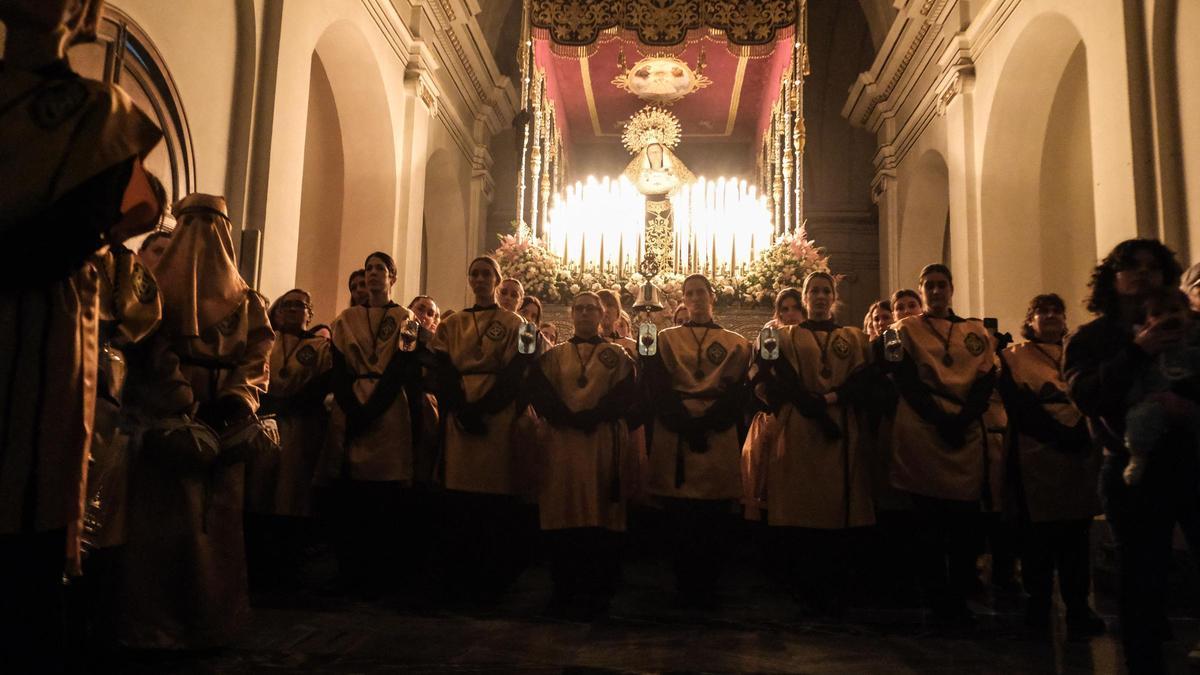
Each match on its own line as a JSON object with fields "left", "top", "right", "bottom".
{"left": 196, "top": 396, "right": 251, "bottom": 431}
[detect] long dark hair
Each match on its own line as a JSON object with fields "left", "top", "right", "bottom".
{"left": 1085, "top": 238, "right": 1182, "bottom": 316}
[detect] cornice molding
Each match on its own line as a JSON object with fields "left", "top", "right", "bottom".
{"left": 844, "top": 0, "right": 1022, "bottom": 190}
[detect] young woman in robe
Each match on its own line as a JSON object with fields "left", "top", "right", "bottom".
{"left": 997, "top": 293, "right": 1104, "bottom": 638}
{"left": 642, "top": 274, "right": 751, "bottom": 606}
{"left": 321, "top": 253, "right": 428, "bottom": 596}
{"left": 862, "top": 300, "right": 892, "bottom": 340}
{"left": 526, "top": 292, "right": 637, "bottom": 617}
{"left": 244, "top": 289, "right": 331, "bottom": 589}
{"left": 891, "top": 289, "right": 923, "bottom": 321}
{"left": 429, "top": 256, "right": 533, "bottom": 599}
{"left": 741, "top": 287, "right": 804, "bottom": 522}
{"left": 0, "top": 2, "right": 164, "bottom": 665}
{"left": 758, "top": 273, "right": 875, "bottom": 615}
{"left": 116, "top": 193, "right": 273, "bottom": 648}
{"left": 498, "top": 277, "right": 524, "bottom": 313}
{"left": 886, "top": 263, "right": 996, "bottom": 625}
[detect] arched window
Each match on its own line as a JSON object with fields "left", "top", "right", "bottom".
{"left": 67, "top": 7, "right": 194, "bottom": 223}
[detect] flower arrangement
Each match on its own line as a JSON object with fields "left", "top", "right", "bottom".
{"left": 739, "top": 227, "right": 834, "bottom": 305}
{"left": 489, "top": 224, "right": 833, "bottom": 308}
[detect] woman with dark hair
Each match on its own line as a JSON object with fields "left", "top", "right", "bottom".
{"left": 891, "top": 289, "right": 923, "bottom": 321}
{"left": 863, "top": 300, "right": 893, "bottom": 339}
{"left": 743, "top": 287, "right": 805, "bottom": 521}
{"left": 347, "top": 269, "right": 368, "bottom": 308}
{"left": 997, "top": 293, "right": 1104, "bottom": 638}
{"left": 245, "top": 289, "right": 332, "bottom": 589}
{"left": 886, "top": 263, "right": 997, "bottom": 625}
{"left": 1065, "top": 238, "right": 1189, "bottom": 673}
{"left": 137, "top": 230, "right": 172, "bottom": 270}
{"left": 409, "top": 295, "right": 441, "bottom": 334}
{"left": 519, "top": 295, "right": 543, "bottom": 325}
{"left": 642, "top": 274, "right": 751, "bottom": 606}
{"left": 321, "top": 252, "right": 428, "bottom": 596}
{"left": 429, "top": 256, "right": 533, "bottom": 599}
{"left": 757, "top": 273, "right": 875, "bottom": 615}
{"left": 116, "top": 194, "right": 273, "bottom": 648}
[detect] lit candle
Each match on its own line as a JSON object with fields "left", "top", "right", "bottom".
{"left": 618, "top": 237, "right": 624, "bottom": 277}
{"left": 599, "top": 232, "right": 605, "bottom": 271}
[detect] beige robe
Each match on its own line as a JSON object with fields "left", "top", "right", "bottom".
{"left": 246, "top": 330, "right": 331, "bottom": 514}
{"left": 116, "top": 290, "right": 271, "bottom": 649}
{"left": 85, "top": 248, "right": 163, "bottom": 550}
{"left": 321, "top": 305, "right": 417, "bottom": 483}
{"left": 645, "top": 325, "right": 751, "bottom": 500}
{"left": 1002, "top": 341, "right": 1100, "bottom": 522}
{"left": 535, "top": 340, "right": 637, "bottom": 531}
{"left": 0, "top": 65, "right": 160, "bottom": 571}
{"left": 889, "top": 315, "right": 996, "bottom": 502}
{"left": 767, "top": 324, "right": 875, "bottom": 529}
{"left": 430, "top": 306, "right": 526, "bottom": 495}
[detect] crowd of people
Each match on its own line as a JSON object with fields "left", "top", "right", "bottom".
{"left": 4, "top": 5, "right": 1200, "bottom": 675}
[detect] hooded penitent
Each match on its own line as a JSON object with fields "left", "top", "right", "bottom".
{"left": 153, "top": 194, "right": 249, "bottom": 339}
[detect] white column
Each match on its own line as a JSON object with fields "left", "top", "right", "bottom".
{"left": 395, "top": 44, "right": 440, "bottom": 303}
{"left": 940, "top": 65, "right": 982, "bottom": 317}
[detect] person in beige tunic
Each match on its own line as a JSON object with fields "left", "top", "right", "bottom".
{"left": 886, "top": 264, "right": 996, "bottom": 625}
{"left": 244, "top": 288, "right": 331, "bottom": 589}
{"left": 741, "top": 287, "right": 805, "bottom": 522}
{"left": 429, "top": 256, "right": 533, "bottom": 599}
{"left": 321, "top": 252, "right": 429, "bottom": 596}
{"left": 526, "top": 292, "right": 637, "bottom": 616}
{"left": 115, "top": 194, "right": 272, "bottom": 649}
{"left": 0, "top": 1, "right": 163, "bottom": 667}
{"left": 758, "top": 273, "right": 876, "bottom": 616}
{"left": 642, "top": 274, "right": 751, "bottom": 604}
{"left": 997, "top": 293, "right": 1105, "bottom": 638}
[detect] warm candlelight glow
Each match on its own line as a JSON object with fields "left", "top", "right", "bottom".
{"left": 543, "top": 175, "right": 774, "bottom": 276}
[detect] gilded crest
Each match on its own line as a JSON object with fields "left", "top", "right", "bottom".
{"left": 131, "top": 262, "right": 157, "bottom": 304}
{"left": 706, "top": 341, "right": 727, "bottom": 365}
{"left": 964, "top": 331, "right": 986, "bottom": 357}
{"left": 598, "top": 347, "right": 619, "bottom": 369}
{"left": 831, "top": 335, "right": 851, "bottom": 359}
{"left": 296, "top": 344, "right": 318, "bottom": 366}
{"left": 376, "top": 315, "right": 397, "bottom": 342}
{"left": 31, "top": 80, "right": 88, "bottom": 130}
{"left": 485, "top": 320, "right": 508, "bottom": 342}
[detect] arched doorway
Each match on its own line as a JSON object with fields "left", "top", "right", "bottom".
{"left": 980, "top": 14, "right": 1095, "bottom": 331}
{"left": 422, "top": 149, "right": 468, "bottom": 307}
{"left": 295, "top": 21, "right": 396, "bottom": 323}
{"left": 898, "top": 149, "right": 950, "bottom": 289}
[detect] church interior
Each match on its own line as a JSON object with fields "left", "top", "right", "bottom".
{"left": 4, "top": 0, "right": 1200, "bottom": 672}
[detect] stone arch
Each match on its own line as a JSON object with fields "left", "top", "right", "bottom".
{"left": 897, "top": 149, "right": 949, "bottom": 289}
{"left": 295, "top": 20, "right": 397, "bottom": 322}
{"left": 980, "top": 13, "right": 1095, "bottom": 331}
{"left": 422, "top": 148, "right": 469, "bottom": 307}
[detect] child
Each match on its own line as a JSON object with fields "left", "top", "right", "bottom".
{"left": 1123, "top": 287, "right": 1200, "bottom": 485}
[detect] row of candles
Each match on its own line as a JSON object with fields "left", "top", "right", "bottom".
{"left": 541, "top": 175, "right": 775, "bottom": 278}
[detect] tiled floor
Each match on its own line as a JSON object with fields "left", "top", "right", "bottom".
{"left": 102, "top": 548, "right": 1200, "bottom": 674}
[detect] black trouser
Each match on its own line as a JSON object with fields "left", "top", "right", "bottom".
{"left": 1021, "top": 518, "right": 1092, "bottom": 616}
{"left": 771, "top": 526, "right": 861, "bottom": 612}
{"left": 908, "top": 493, "right": 980, "bottom": 616}
{"left": 981, "top": 512, "right": 1019, "bottom": 587}
{"left": 0, "top": 529, "right": 67, "bottom": 673}
{"left": 329, "top": 480, "right": 410, "bottom": 595}
{"left": 546, "top": 528, "right": 622, "bottom": 605}
{"left": 1101, "top": 452, "right": 1193, "bottom": 675}
{"left": 245, "top": 513, "right": 311, "bottom": 591}
{"left": 660, "top": 497, "right": 732, "bottom": 600}
{"left": 867, "top": 509, "right": 922, "bottom": 605}
{"left": 438, "top": 490, "right": 535, "bottom": 599}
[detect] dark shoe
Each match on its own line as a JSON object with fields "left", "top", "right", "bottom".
{"left": 1065, "top": 609, "right": 1106, "bottom": 641}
